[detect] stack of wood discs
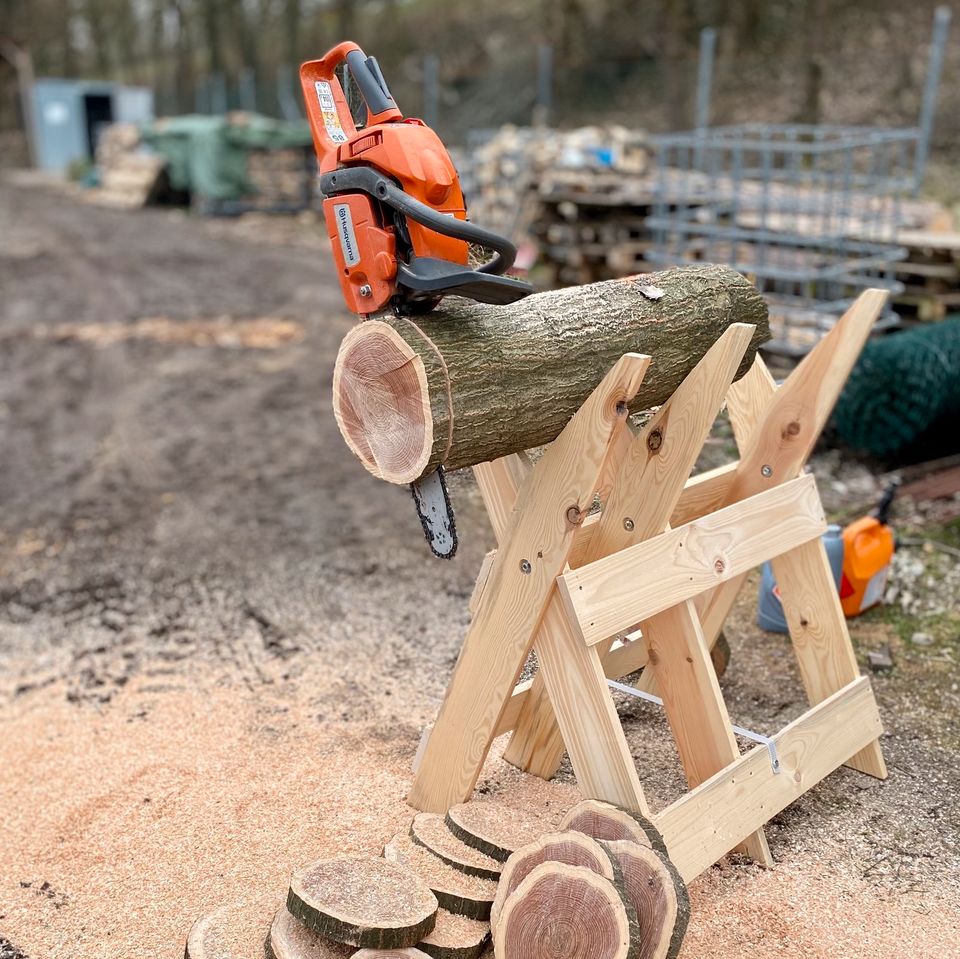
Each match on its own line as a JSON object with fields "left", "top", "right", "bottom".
{"left": 184, "top": 795, "right": 688, "bottom": 959}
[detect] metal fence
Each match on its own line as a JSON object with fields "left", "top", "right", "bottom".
{"left": 646, "top": 123, "right": 923, "bottom": 355}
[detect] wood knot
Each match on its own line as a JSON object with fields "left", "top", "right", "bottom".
{"left": 647, "top": 428, "right": 664, "bottom": 453}
{"left": 714, "top": 558, "right": 726, "bottom": 574}
{"left": 784, "top": 420, "right": 802, "bottom": 438}
{"left": 566, "top": 505, "right": 584, "bottom": 527}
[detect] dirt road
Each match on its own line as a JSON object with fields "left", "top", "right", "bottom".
{"left": 1, "top": 178, "right": 958, "bottom": 958}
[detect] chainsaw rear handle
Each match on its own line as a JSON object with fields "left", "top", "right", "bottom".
{"left": 320, "top": 166, "right": 519, "bottom": 277}
{"left": 344, "top": 49, "right": 397, "bottom": 118}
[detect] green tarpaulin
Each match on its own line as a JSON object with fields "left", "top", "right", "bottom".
{"left": 139, "top": 113, "right": 313, "bottom": 201}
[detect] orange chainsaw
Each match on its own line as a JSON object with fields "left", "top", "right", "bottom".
{"left": 300, "top": 42, "right": 533, "bottom": 317}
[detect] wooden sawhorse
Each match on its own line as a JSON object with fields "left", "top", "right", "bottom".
{"left": 409, "top": 290, "right": 887, "bottom": 883}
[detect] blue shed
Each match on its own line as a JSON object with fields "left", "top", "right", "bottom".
{"left": 30, "top": 79, "right": 155, "bottom": 172}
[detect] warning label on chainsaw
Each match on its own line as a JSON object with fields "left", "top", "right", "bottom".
{"left": 333, "top": 203, "right": 361, "bottom": 266}
{"left": 315, "top": 81, "right": 348, "bottom": 144}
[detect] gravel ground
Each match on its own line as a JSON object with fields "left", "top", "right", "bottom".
{"left": 1, "top": 176, "right": 959, "bottom": 958}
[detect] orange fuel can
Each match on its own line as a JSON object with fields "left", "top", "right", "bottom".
{"left": 839, "top": 481, "right": 898, "bottom": 617}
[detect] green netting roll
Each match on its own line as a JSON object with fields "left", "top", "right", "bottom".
{"left": 835, "top": 316, "right": 960, "bottom": 457}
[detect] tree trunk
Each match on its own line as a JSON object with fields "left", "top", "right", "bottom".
{"left": 493, "top": 862, "right": 637, "bottom": 959}
{"left": 333, "top": 265, "right": 768, "bottom": 484}
{"left": 286, "top": 857, "right": 438, "bottom": 950}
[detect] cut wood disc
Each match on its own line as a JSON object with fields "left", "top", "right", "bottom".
{"left": 266, "top": 907, "right": 353, "bottom": 959}
{"left": 601, "top": 841, "right": 690, "bottom": 959}
{"left": 384, "top": 833, "right": 497, "bottom": 920}
{"left": 490, "top": 831, "right": 614, "bottom": 936}
{"left": 561, "top": 799, "right": 667, "bottom": 856}
{"left": 445, "top": 801, "right": 547, "bottom": 863}
{"left": 185, "top": 906, "right": 240, "bottom": 959}
{"left": 287, "top": 856, "right": 438, "bottom": 950}
{"left": 416, "top": 909, "right": 491, "bottom": 959}
{"left": 410, "top": 813, "right": 501, "bottom": 881}
{"left": 494, "top": 862, "right": 636, "bottom": 959}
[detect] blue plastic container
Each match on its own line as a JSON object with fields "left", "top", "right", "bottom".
{"left": 757, "top": 525, "right": 844, "bottom": 632}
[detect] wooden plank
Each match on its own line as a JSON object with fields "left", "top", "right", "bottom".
{"left": 771, "top": 539, "right": 888, "bottom": 779}
{"left": 469, "top": 550, "right": 497, "bottom": 617}
{"left": 474, "top": 453, "right": 532, "bottom": 542}
{"left": 657, "top": 677, "right": 883, "bottom": 882}
{"left": 530, "top": 593, "right": 651, "bottom": 814}
{"left": 408, "top": 353, "right": 651, "bottom": 812}
{"left": 725, "top": 355, "right": 777, "bottom": 451}
{"left": 560, "top": 474, "right": 825, "bottom": 647}
{"left": 694, "top": 289, "right": 887, "bottom": 649}
{"left": 669, "top": 462, "right": 738, "bottom": 527}
{"left": 504, "top": 325, "right": 755, "bottom": 777}
{"left": 642, "top": 599, "right": 772, "bottom": 865}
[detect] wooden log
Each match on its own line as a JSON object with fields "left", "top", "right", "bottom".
{"left": 560, "top": 800, "right": 667, "bottom": 856}
{"left": 416, "top": 909, "right": 491, "bottom": 959}
{"left": 410, "top": 813, "right": 502, "bottom": 881}
{"left": 384, "top": 833, "right": 498, "bottom": 920}
{"left": 445, "top": 801, "right": 550, "bottom": 863}
{"left": 286, "top": 857, "right": 438, "bottom": 950}
{"left": 333, "top": 265, "right": 769, "bottom": 484}
{"left": 490, "top": 832, "right": 614, "bottom": 936}
{"left": 600, "top": 841, "right": 690, "bottom": 959}
{"left": 266, "top": 907, "right": 353, "bottom": 959}
{"left": 493, "top": 862, "right": 638, "bottom": 959}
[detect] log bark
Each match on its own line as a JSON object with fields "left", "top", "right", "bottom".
{"left": 333, "top": 265, "right": 769, "bottom": 484}
{"left": 493, "top": 862, "right": 638, "bottom": 959}
{"left": 600, "top": 842, "right": 690, "bottom": 959}
{"left": 384, "top": 833, "right": 498, "bottom": 920}
{"left": 416, "top": 909, "right": 491, "bottom": 959}
{"left": 286, "top": 857, "right": 438, "bottom": 950}
{"left": 560, "top": 800, "right": 667, "bottom": 856}
{"left": 409, "top": 813, "right": 502, "bottom": 881}
{"left": 490, "top": 832, "right": 614, "bottom": 937}
{"left": 266, "top": 907, "right": 353, "bottom": 959}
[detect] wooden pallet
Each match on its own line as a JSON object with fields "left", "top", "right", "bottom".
{"left": 408, "top": 289, "right": 889, "bottom": 883}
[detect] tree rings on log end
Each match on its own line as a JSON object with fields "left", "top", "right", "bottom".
{"left": 266, "top": 907, "right": 353, "bottom": 959}
{"left": 384, "top": 833, "right": 498, "bottom": 920}
{"left": 410, "top": 813, "right": 502, "bottom": 881}
{"left": 494, "top": 862, "right": 635, "bottom": 959}
{"left": 333, "top": 321, "right": 437, "bottom": 485}
{"left": 491, "top": 831, "right": 614, "bottom": 936}
{"left": 600, "top": 841, "right": 690, "bottom": 959}
{"left": 561, "top": 799, "right": 667, "bottom": 856}
{"left": 287, "top": 856, "right": 438, "bottom": 949}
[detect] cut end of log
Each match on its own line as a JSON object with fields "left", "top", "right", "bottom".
{"left": 491, "top": 831, "right": 614, "bottom": 936}
{"left": 600, "top": 841, "right": 690, "bottom": 959}
{"left": 333, "top": 321, "right": 435, "bottom": 484}
{"left": 410, "top": 813, "right": 503, "bottom": 882}
{"left": 560, "top": 799, "right": 667, "bottom": 856}
{"left": 287, "top": 856, "right": 438, "bottom": 950}
{"left": 494, "top": 862, "right": 633, "bottom": 959}
{"left": 417, "top": 908, "right": 491, "bottom": 959}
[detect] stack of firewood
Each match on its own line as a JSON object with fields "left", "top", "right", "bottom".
{"left": 89, "top": 122, "right": 166, "bottom": 209}
{"left": 185, "top": 797, "right": 689, "bottom": 959}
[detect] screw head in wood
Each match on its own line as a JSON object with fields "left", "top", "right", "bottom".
{"left": 761, "top": 464, "right": 773, "bottom": 477}
{"left": 647, "top": 428, "right": 663, "bottom": 452}
{"left": 623, "top": 517, "right": 635, "bottom": 531}
{"left": 519, "top": 559, "right": 532, "bottom": 574}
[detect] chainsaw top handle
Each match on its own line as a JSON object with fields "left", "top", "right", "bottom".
{"left": 300, "top": 42, "right": 402, "bottom": 162}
